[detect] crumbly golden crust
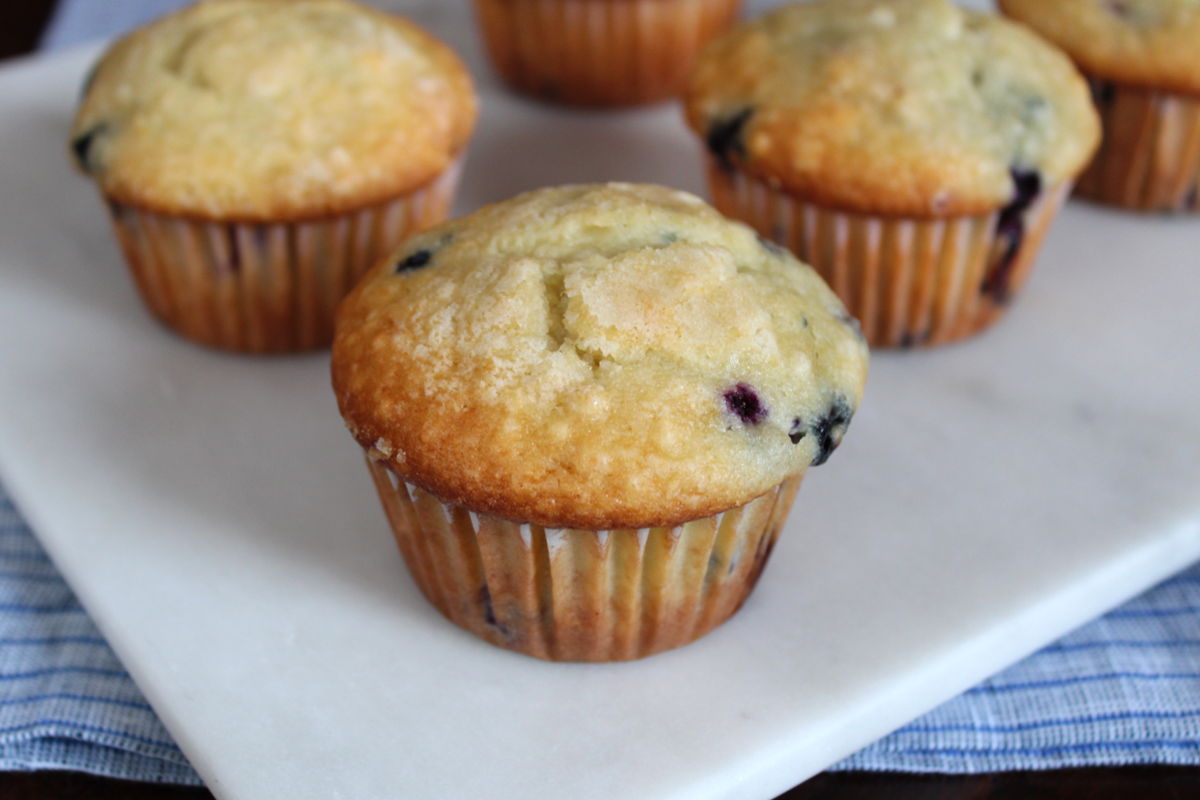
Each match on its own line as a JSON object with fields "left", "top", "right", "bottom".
{"left": 684, "top": 0, "right": 1100, "bottom": 216}
{"left": 332, "top": 183, "right": 869, "bottom": 529}
{"left": 1000, "top": 0, "right": 1200, "bottom": 95}
{"left": 71, "top": 0, "right": 476, "bottom": 221}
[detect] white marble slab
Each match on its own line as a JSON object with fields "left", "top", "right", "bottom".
{"left": 1, "top": 3, "right": 1198, "bottom": 799}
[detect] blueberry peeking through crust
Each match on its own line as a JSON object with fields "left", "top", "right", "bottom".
{"left": 395, "top": 249, "right": 432, "bottom": 272}
{"left": 71, "top": 122, "right": 108, "bottom": 174}
{"left": 706, "top": 108, "right": 753, "bottom": 172}
{"left": 395, "top": 233, "right": 453, "bottom": 274}
{"left": 724, "top": 383, "right": 768, "bottom": 426}
{"left": 788, "top": 418, "right": 806, "bottom": 445}
{"left": 810, "top": 396, "right": 853, "bottom": 466}
{"left": 1010, "top": 168, "right": 1043, "bottom": 212}
{"left": 981, "top": 167, "right": 1042, "bottom": 305}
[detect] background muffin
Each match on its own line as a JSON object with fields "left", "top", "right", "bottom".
{"left": 332, "top": 183, "right": 869, "bottom": 661}
{"left": 472, "top": 0, "right": 742, "bottom": 107}
{"left": 684, "top": 0, "right": 1100, "bottom": 347}
{"left": 1000, "top": 0, "right": 1200, "bottom": 212}
{"left": 71, "top": 0, "right": 477, "bottom": 352}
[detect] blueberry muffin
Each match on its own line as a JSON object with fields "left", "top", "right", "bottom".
{"left": 472, "top": 0, "right": 742, "bottom": 106}
{"left": 684, "top": 0, "right": 1100, "bottom": 347}
{"left": 1000, "top": 0, "right": 1200, "bottom": 212}
{"left": 70, "top": 0, "right": 477, "bottom": 352}
{"left": 332, "top": 183, "right": 869, "bottom": 661}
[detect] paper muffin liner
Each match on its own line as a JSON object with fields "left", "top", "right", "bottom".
{"left": 365, "top": 455, "right": 804, "bottom": 662}
{"left": 1076, "top": 79, "right": 1200, "bottom": 213}
{"left": 472, "top": 0, "right": 742, "bottom": 107}
{"left": 101, "top": 159, "right": 462, "bottom": 354}
{"left": 706, "top": 158, "right": 1071, "bottom": 348}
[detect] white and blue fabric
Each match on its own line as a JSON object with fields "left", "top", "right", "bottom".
{"left": 3, "top": 479, "right": 1199, "bottom": 784}
{"left": 0, "top": 488, "right": 199, "bottom": 784}
{"left": 837, "top": 569, "right": 1200, "bottom": 772}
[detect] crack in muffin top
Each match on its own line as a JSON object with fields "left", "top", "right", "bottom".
{"left": 332, "top": 183, "right": 869, "bottom": 529}
{"left": 71, "top": 0, "right": 476, "bottom": 220}
{"left": 684, "top": 0, "right": 1100, "bottom": 216}
{"left": 1000, "top": 0, "right": 1200, "bottom": 94}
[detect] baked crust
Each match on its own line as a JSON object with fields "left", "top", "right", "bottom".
{"left": 1000, "top": 0, "right": 1200, "bottom": 95}
{"left": 684, "top": 0, "right": 1099, "bottom": 216}
{"left": 332, "top": 183, "right": 869, "bottom": 529}
{"left": 71, "top": 0, "right": 476, "bottom": 221}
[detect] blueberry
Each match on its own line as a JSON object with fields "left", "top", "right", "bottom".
{"left": 1090, "top": 78, "right": 1117, "bottom": 107}
{"left": 478, "top": 585, "right": 509, "bottom": 635}
{"left": 706, "top": 108, "right": 753, "bottom": 172}
{"left": 899, "top": 328, "right": 930, "bottom": 349}
{"left": 395, "top": 249, "right": 432, "bottom": 273}
{"left": 788, "top": 418, "right": 806, "bottom": 445}
{"left": 210, "top": 229, "right": 242, "bottom": 275}
{"left": 981, "top": 168, "right": 1042, "bottom": 305}
{"left": 1105, "top": 1, "right": 1130, "bottom": 18}
{"left": 756, "top": 233, "right": 786, "bottom": 256}
{"left": 810, "top": 396, "right": 853, "bottom": 467}
{"left": 724, "top": 383, "right": 768, "bottom": 426}
{"left": 71, "top": 122, "right": 108, "bottom": 174}
{"left": 1010, "top": 168, "right": 1043, "bottom": 209}
{"left": 395, "top": 233, "right": 453, "bottom": 273}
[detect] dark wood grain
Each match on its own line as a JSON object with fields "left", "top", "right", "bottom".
{"left": 779, "top": 768, "right": 1200, "bottom": 800}
{"left": 0, "top": 772, "right": 213, "bottom": 800}
{"left": 5, "top": 767, "right": 1200, "bottom": 799}
{"left": 0, "top": 1, "right": 56, "bottom": 61}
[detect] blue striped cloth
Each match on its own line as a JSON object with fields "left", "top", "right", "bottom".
{"left": 3, "top": 479, "right": 1199, "bottom": 784}
{"left": 837, "top": 570, "right": 1200, "bottom": 772}
{"left": 0, "top": 490, "right": 198, "bottom": 783}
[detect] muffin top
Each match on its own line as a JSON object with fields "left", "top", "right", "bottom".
{"left": 70, "top": 0, "right": 476, "bottom": 221}
{"left": 1000, "top": 0, "right": 1200, "bottom": 94}
{"left": 684, "top": 0, "right": 1100, "bottom": 216}
{"left": 332, "top": 183, "right": 869, "bottom": 529}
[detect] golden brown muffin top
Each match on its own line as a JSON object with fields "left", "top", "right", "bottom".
{"left": 1000, "top": 0, "right": 1200, "bottom": 94}
{"left": 70, "top": 0, "right": 476, "bottom": 221}
{"left": 684, "top": 0, "right": 1100, "bottom": 216}
{"left": 332, "top": 183, "right": 869, "bottom": 529}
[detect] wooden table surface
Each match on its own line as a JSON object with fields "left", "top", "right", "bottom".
{"left": 4, "top": 2, "right": 1195, "bottom": 798}
{"left": 4, "top": 766, "right": 1200, "bottom": 800}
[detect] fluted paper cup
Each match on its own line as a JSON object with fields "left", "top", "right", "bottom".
{"left": 472, "top": 0, "right": 742, "bottom": 107}
{"left": 706, "top": 158, "right": 1071, "bottom": 348}
{"left": 102, "top": 159, "right": 463, "bottom": 354}
{"left": 366, "top": 454, "right": 804, "bottom": 662}
{"left": 1077, "top": 79, "right": 1200, "bottom": 213}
